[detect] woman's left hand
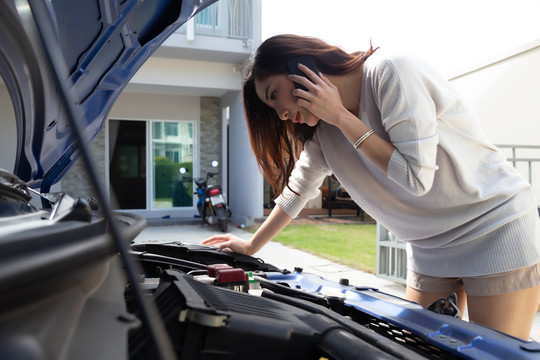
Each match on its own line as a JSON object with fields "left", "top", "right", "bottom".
{"left": 288, "top": 64, "right": 349, "bottom": 126}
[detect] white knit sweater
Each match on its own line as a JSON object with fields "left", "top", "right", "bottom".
{"left": 274, "top": 50, "right": 540, "bottom": 277}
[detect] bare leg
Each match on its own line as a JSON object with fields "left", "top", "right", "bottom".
{"left": 407, "top": 285, "right": 540, "bottom": 340}
{"left": 467, "top": 285, "right": 540, "bottom": 340}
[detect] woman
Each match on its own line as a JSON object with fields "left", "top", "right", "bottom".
{"left": 202, "top": 34, "right": 540, "bottom": 339}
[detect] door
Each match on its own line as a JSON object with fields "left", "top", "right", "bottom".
{"left": 151, "top": 121, "right": 194, "bottom": 209}
{"left": 109, "top": 119, "right": 195, "bottom": 211}
{"left": 109, "top": 120, "right": 146, "bottom": 209}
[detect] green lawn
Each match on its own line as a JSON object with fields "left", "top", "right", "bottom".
{"left": 246, "top": 223, "right": 377, "bottom": 274}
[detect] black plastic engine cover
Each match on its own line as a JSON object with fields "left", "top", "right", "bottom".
{"left": 131, "top": 240, "right": 282, "bottom": 272}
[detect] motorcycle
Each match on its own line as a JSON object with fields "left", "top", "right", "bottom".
{"left": 180, "top": 161, "right": 230, "bottom": 232}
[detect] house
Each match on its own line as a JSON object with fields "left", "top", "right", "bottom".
{"left": 1, "top": 1, "right": 538, "bottom": 231}
{"left": 57, "top": 0, "right": 265, "bottom": 226}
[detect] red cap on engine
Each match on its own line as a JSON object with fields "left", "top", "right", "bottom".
{"left": 215, "top": 268, "right": 249, "bottom": 284}
{"left": 207, "top": 264, "right": 232, "bottom": 277}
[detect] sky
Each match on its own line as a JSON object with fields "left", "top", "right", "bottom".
{"left": 261, "top": 0, "right": 540, "bottom": 78}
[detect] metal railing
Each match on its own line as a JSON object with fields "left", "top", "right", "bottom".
{"left": 496, "top": 144, "right": 540, "bottom": 185}
{"left": 177, "top": 0, "right": 252, "bottom": 40}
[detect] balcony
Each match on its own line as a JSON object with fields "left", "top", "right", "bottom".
{"left": 154, "top": 0, "right": 256, "bottom": 64}
{"left": 181, "top": 0, "right": 253, "bottom": 40}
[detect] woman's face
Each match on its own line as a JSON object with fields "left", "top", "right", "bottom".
{"left": 254, "top": 74, "right": 320, "bottom": 127}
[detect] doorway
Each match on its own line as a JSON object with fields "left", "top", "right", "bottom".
{"left": 109, "top": 120, "right": 146, "bottom": 209}
{"left": 109, "top": 119, "right": 195, "bottom": 211}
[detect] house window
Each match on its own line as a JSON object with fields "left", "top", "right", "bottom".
{"left": 165, "top": 122, "right": 178, "bottom": 136}
{"left": 153, "top": 122, "right": 163, "bottom": 139}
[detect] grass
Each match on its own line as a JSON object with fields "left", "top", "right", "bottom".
{"left": 245, "top": 223, "right": 377, "bottom": 274}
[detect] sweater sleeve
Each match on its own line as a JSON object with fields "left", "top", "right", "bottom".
{"left": 373, "top": 56, "right": 441, "bottom": 196}
{"left": 274, "top": 138, "right": 332, "bottom": 218}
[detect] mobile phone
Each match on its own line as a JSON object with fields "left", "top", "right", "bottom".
{"left": 288, "top": 55, "right": 318, "bottom": 91}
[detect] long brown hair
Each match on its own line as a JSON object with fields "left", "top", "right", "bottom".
{"left": 243, "top": 34, "right": 376, "bottom": 196}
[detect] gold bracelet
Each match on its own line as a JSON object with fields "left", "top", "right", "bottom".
{"left": 354, "top": 129, "right": 375, "bottom": 149}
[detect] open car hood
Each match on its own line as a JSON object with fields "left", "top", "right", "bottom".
{"left": 0, "top": 0, "right": 216, "bottom": 192}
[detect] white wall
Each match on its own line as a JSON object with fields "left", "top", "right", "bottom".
{"left": 130, "top": 57, "right": 242, "bottom": 96}
{"left": 449, "top": 41, "right": 540, "bottom": 145}
{"left": 222, "top": 90, "right": 264, "bottom": 226}
{"left": 449, "top": 41, "right": 540, "bottom": 205}
{"left": 109, "top": 91, "right": 200, "bottom": 121}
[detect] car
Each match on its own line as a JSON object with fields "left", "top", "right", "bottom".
{"left": 1, "top": 0, "right": 540, "bottom": 359}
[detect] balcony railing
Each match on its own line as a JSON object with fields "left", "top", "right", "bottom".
{"left": 178, "top": 0, "right": 252, "bottom": 40}
{"left": 496, "top": 144, "right": 540, "bottom": 185}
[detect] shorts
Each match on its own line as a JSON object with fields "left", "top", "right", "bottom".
{"left": 406, "top": 263, "right": 540, "bottom": 297}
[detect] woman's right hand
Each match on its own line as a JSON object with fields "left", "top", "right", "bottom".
{"left": 201, "top": 234, "right": 253, "bottom": 255}
{"left": 202, "top": 205, "right": 292, "bottom": 256}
